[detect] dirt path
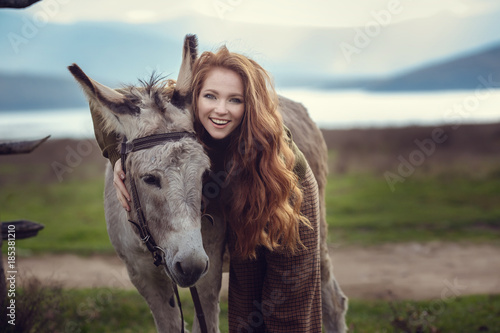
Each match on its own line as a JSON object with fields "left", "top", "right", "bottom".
{"left": 5, "top": 242, "right": 500, "bottom": 300}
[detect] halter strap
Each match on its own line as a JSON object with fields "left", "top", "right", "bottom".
{"left": 122, "top": 132, "right": 197, "bottom": 155}
{"left": 121, "top": 132, "right": 196, "bottom": 173}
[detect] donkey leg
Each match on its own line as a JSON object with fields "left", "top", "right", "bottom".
{"left": 319, "top": 198, "right": 348, "bottom": 333}
{"left": 320, "top": 243, "right": 348, "bottom": 333}
{"left": 191, "top": 215, "right": 226, "bottom": 333}
{"left": 125, "top": 256, "right": 185, "bottom": 333}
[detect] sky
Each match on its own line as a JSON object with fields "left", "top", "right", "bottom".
{"left": 22, "top": 0, "right": 500, "bottom": 27}
{"left": 2, "top": 0, "right": 497, "bottom": 81}
{"left": 3, "top": 0, "right": 500, "bottom": 131}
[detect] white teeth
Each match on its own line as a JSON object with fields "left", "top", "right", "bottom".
{"left": 211, "top": 118, "right": 229, "bottom": 125}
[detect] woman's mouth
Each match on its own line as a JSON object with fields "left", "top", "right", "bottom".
{"left": 210, "top": 118, "right": 230, "bottom": 126}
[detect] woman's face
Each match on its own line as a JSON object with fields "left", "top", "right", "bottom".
{"left": 197, "top": 67, "right": 245, "bottom": 140}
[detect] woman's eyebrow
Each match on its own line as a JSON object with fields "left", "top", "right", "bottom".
{"left": 202, "top": 88, "right": 243, "bottom": 98}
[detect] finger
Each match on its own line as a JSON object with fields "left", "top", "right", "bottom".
{"left": 113, "top": 178, "right": 131, "bottom": 211}
{"left": 113, "top": 160, "right": 131, "bottom": 202}
{"left": 114, "top": 180, "right": 130, "bottom": 211}
{"left": 114, "top": 159, "right": 126, "bottom": 181}
{"left": 114, "top": 176, "right": 131, "bottom": 202}
{"left": 116, "top": 189, "right": 130, "bottom": 212}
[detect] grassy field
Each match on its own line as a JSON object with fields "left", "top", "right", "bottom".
{"left": 1, "top": 176, "right": 112, "bottom": 255}
{"left": 2, "top": 284, "right": 499, "bottom": 333}
{"left": 1, "top": 168, "right": 500, "bottom": 255}
{"left": 1, "top": 149, "right": 499, "bottom": 254}
{"left": 326, "top": 172, "right": 500, "bottom": 245}
{"left": 1, "top": 124, "right": 499, "bottom": 253}
{"left": 1, "top": 124, "right": 500, "bottom": 332}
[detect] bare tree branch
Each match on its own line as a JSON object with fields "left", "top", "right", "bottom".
{"left": 0, "top": 0, "right": 42, "bottom": 9}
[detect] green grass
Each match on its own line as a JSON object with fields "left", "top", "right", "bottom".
{"left": 346, "top": 294, "right": 500, "bottom": 332}
{"left": 57, "top": 288, "right": 159, "bottom": 333}
{"left": 1, "top": 176, "right": 113, "bottom": 255}
{"left": 325, "top": 172, "right": 500, "bottom": 245}
{"left": 1, "top": 155, "right": 500, "bottom": 254}
{"left": 6, "top": 286, "right": 498, "bottom": 333}
{"left": 3, "top": 286, "right": 229, "bottom": 333}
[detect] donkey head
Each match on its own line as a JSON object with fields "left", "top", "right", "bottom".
{"left": 69, "top": 35, "right": 211, "bottom": 287}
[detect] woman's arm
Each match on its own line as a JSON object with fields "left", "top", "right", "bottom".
{"left": 227, "top": 165, "right": 322, "bottom": 332}
{"left": 262, "top": 165, "right": 322, "bottom": 332}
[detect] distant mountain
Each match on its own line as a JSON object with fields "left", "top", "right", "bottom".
{"left": 3, "top": 42, "right": 500, "bottom": 111}
{"left": 2, "top": 9, "right": 500, "bottom": 111}
{"left": 0, "top": 12, "right": 186, "bottom": 86}
{"left": 365, "top": 44, "right": 500, "bottom": 91}
{"left": 0, "top": 73, "right": 87, "bottom": 111}
{"left": 1, "top": 8, "right": 500, "bottom": 84}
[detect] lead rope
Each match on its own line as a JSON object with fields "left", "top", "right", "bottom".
{"left": 190, "top": 287, "right": 208, "bottom": 331}
{"left": 173, "top": 285, "right": 209, "bottom": 333}
{"left": 173, "top": 284, "right": 186, "bottom": 333}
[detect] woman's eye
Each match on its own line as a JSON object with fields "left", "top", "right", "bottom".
{"left": 230, "top": 98, "right": 243, "bottom": 104}
{"left": 204, "top": 94, "right": 215, "bottom": 99}
{"left": 142, "top": 174, "right": 161, "bottom": 188}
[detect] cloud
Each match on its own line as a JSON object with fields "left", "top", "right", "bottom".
{"left": 23, "top": 0, "right": 500, "bottom": 27}
{"left": 124, "top": 10, "right": 160, "bottom": 23}
{"left": 22, "top": 0, "right": 193, "bottom": 24}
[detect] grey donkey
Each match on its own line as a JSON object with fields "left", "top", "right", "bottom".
{"left": 69, "top": 34, "right": 347, "bottom": 332}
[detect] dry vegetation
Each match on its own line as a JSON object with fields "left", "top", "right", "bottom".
{"left": 2, "top": 122, "right": 499, "bottom": 185}
{"left": 321, "top": 122, "right": 500, "bottom": 176}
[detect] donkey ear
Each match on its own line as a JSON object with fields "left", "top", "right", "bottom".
{"left": 68, "top": 63, "right": 140, "bottom": 133}
{"left": 171, "top": 34, "right": 198, "bottom": 109}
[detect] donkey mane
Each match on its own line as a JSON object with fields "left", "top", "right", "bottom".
{"left": 107, "top": 72, "right": 196, "bottom": 140}
{"left": 120, "top": 73, "right": 177, "bottom": 115}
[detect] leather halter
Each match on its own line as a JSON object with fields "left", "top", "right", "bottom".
{"left": 120, "top": 131, "right": 208, "bottom": 333}
{"left": 121, "top": 132, "right": 197, "bottom": 266}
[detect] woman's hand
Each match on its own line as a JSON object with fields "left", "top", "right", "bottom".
{"left": 113, "top": 159, "right": 131, "bottom": 212}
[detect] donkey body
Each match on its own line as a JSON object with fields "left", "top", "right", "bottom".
{"left": 279, "top": 96, "right": 348, "bottom": 333}
{"left": 70, "top": 35, "right": 346, "bottom": 333}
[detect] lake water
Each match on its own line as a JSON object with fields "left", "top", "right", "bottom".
{"left": 1, "top": 89, "right": 499, "bottom": 140}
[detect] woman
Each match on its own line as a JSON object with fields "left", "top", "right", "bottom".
{"left": 95, "top": 46, "right": 322, "bottom": 332}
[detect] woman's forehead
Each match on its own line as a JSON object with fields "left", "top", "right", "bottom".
{"left": 201, "top": 67, "right": 244, "bottom": 94}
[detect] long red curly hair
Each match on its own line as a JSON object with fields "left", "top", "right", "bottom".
{"left": 191, "top": 47, "right": 310, "bottom": 259}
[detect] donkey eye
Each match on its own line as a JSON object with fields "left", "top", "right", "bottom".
{"left": 142, "top": 174, "right": 161, "bottom": 188}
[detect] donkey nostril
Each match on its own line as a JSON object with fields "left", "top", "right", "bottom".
{"left": 175, "top": 261, "right": 185, "bottom": 275}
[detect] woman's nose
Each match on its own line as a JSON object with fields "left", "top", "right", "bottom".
{"left": 214, "top": 101, "right": 228, "bottom": 114}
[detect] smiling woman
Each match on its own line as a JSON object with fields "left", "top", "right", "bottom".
{"left": 196, "top": 67, "right": 245, "bottom": 140}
